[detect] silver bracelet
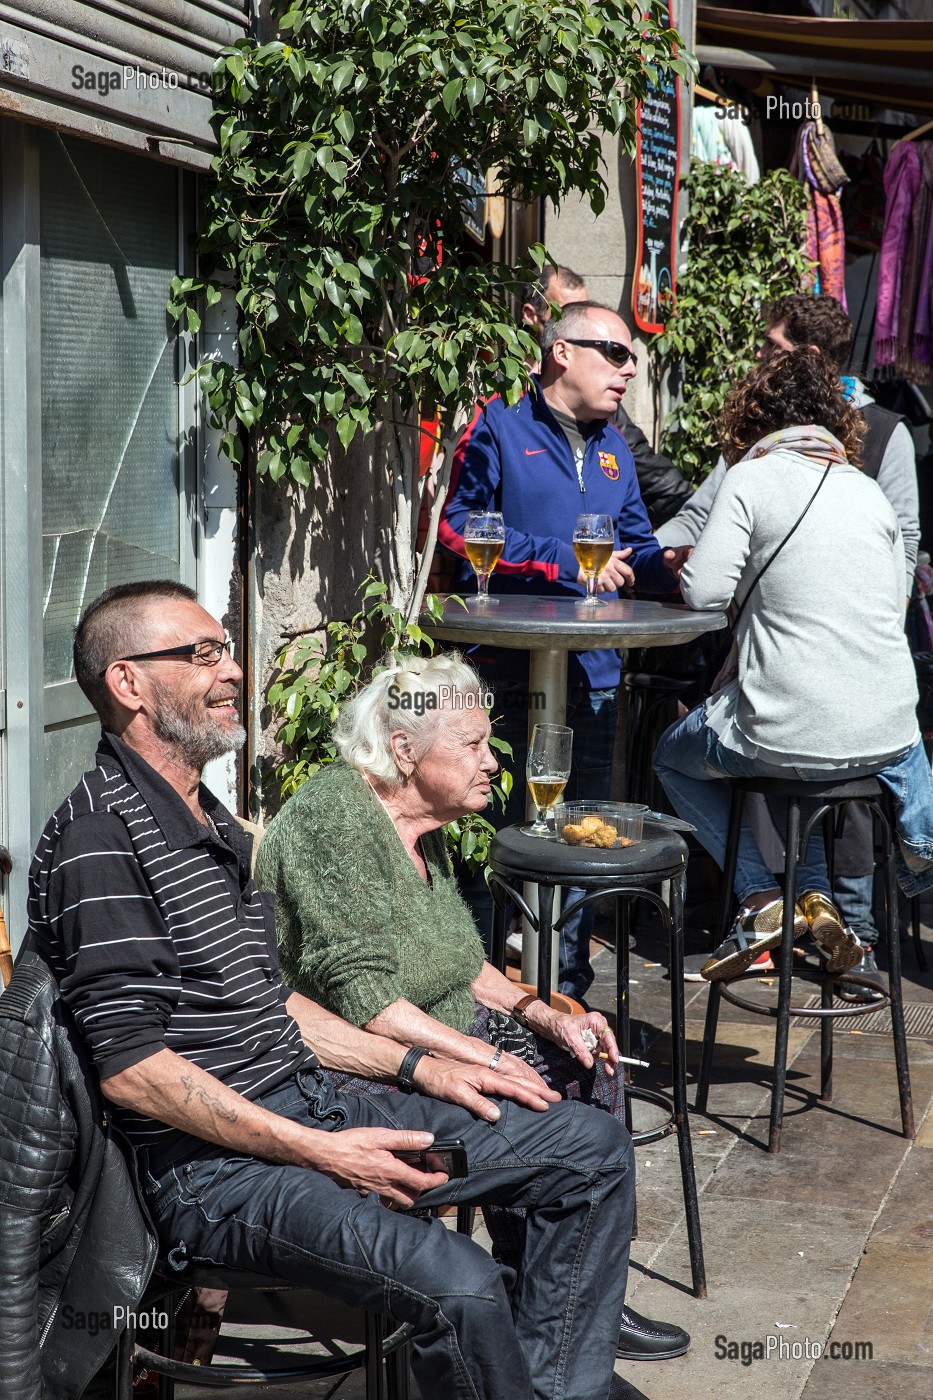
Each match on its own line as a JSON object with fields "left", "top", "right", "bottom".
{"left": 488, "top": 1047, "right": 503, "bottom": 1070}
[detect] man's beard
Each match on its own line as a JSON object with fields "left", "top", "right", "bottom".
{"left": 150, "top": 680, "right": 246, "bottom": 771}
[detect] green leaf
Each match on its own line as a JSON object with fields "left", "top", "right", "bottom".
{"left": 441, "top": 77, "right": 463, "bottom": 113}
{"left": 338, "top": 365, "right": 370, "bottom": 398}
{"left": 334, "top": 109, "right": 355, "bottom": 143}
{"left": 292, "top": 144, "right": 313, "bottom": 180}
{"left": 331, "top": 60, "right": 355, "bottom": 93}
{"left": 290, "top": 456, "right": 312, "bottom": 486}
{"left": 336, "top": 414, "right": 357, "bottom": 448}
{"left": 464, "top": 75, "right": 485, "bottom": 109}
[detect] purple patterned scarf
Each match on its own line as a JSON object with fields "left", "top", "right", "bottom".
{"left": 912, "top": 145, "right": 933, "bottom": 381}
{"left": 875, "top": 143, "right": 922, "bottom": 369}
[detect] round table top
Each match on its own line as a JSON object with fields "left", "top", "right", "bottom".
{"left": 489, "top": 819, "right": 688, "bottom": 881}
{"left": 420, "top": 594, "right": 728, "bottom": 652}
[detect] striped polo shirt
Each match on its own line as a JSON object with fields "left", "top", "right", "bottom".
{"left": 28, "top": 731, "right": 318, "bottom": 1148}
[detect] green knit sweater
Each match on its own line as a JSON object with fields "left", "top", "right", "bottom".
{"left": 256, "top": 760, "right": 485, "bottom": 1033}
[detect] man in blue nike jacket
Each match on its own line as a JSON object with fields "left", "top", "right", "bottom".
{"left": 439, "top": 300, "right": 681, "bottom": 999}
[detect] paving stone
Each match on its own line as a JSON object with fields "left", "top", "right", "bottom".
{"left": 614, "top": 1283, "right": 838, "bottom": 1400}
{"left": 802, "top": 1359, "right": 933, "bottom": 1399}
{"left": 915, "top": 1108, "right": 933, "bottom": 1147}
{"left": 824, "top": 1241, "right": 933, "bottom": 1366}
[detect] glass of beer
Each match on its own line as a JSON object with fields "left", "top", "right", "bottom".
{"left": 463, "top": 511, "right": 505, "bottom": 604}
{"left": 573, "top": 513, "right": 614, "bottom": 606}
{"left": 526, "top": 723, "right": 573, "bottom": 837}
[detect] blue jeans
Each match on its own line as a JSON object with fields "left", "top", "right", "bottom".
{"left": 834, "top": 871, "right": 877, "bottom": 948}
{"left": 870, "top": 736, "right": 933, "bottom": 895}
{"left": 140, "top": 1068, "right": 634, "bottom": 1400}
{"left": 654, "top": 702, "right": 933, "bottom": 903}
{"left": 831, "top": 803, "right": 877, "bottom": 947}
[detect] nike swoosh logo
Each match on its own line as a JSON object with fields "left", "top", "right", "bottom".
{"left": 525, "top": 448, "right": 547, "bottom": 455}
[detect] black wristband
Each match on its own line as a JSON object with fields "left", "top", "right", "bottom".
{"left": 396, "top": 1046, "right": 433, "bottom": 1093}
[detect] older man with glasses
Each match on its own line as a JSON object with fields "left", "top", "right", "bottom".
{"left": 439, "top": 299, "right": 684, "bottom": 1006}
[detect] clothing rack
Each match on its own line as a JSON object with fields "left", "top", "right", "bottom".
{"left": 693, "top": 83, "right": 732, "bottom": 107}
{"left": 894, "top": 116, "right": 933, "bottom": 147}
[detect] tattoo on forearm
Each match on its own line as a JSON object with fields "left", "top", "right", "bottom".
{"left": 179, "top": 1072, "right": 238, "bottom": 1122}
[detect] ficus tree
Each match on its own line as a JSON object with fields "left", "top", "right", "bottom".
{"left": 170, "top": 0, "right": 688, "bottom": 619}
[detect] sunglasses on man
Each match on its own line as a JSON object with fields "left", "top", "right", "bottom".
{"left": 558, "top": 339, "right": 638, "bottom": 369}
{"left": 543, "top": 338, "right": 638, "bottom": 370}
{"left": 99, "top": 638, "right": 232, "bottom": 679}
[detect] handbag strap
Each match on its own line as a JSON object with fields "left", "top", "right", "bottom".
{"left": 732, "top": 463, "right": 831, "bottom": 630}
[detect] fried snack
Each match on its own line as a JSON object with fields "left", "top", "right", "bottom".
{"left": 592, "top": 825, "right": 617, "bottom": 848}
{"left": 561, "top": 824, "right": 586, "bottom": 845}
{"left": 579, "top": 816, "right": 603, "bottom": 832}
{"left": 618, "top": 835, "right": 633, "bottom": 847}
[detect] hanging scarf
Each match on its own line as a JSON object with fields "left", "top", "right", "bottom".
{"left": 896, "top": 143, "right": 933, "bottom": 379}
{"left": 740, "top": 423, "right": 849, "bottom": 466}
{"left": 875, "top": 142, "right": 922, "bottom": 369}
{"left": 911, "top": 145, "right": 933, "bottom": 381}
{"left": 791, "top": 123, "right": 849, "bottom": 310}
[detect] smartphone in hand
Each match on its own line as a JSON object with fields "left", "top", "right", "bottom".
{"left": 392, "top": 1138, "right": 468, "bottom": 1178}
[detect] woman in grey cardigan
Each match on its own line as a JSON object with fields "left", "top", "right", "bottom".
{"left": 654, "top": 348, "right": 933, "bottom": 982}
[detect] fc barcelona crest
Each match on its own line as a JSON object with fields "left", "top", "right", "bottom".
{"left": 598, "top": 452, "right": 619, "bottom": 480}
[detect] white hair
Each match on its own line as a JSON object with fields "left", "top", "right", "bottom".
{"left": 334, "top": 651, "right": 486, "bottom": 784}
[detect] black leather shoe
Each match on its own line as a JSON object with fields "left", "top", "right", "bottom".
{"left": 617, "top": 1306, "right": 691, "bottom": 1361}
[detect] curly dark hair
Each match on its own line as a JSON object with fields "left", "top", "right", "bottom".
{"left": 765, "top": 293, "right": 853, "bottom": 375}
{"left": 718, "top": 348, "right": 866, "bottom": 467}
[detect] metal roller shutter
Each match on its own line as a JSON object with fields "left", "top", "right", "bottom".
{"left": 0, "top": 0, "right": 250, "bottom": 168}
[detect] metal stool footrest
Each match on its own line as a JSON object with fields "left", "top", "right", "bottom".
{"left": 628, "top": 1083, "right": 678, "bottom": 1147}
{"left": 132, "top": 1344, "right": 362, "bottom": 1387}
{"left": 718, "top": 967, "right": 891, "bottom": 1020}
{"left": 133, "top": 1320, "right": 413, "bottom": 1390}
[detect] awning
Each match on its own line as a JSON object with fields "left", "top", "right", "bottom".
{"left": 696, "top": 8, "right": 933, "bottom": 115}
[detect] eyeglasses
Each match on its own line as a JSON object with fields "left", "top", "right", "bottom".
{"left": 99, "top": 638, "right": 232, "bottom": 678}
{"left": 558, "top": 339, "right": 638, "bottom": 369}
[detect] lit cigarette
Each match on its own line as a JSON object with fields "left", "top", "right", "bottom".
{"left": 599, "top": 1053, "right": 650, "bottom": 1067}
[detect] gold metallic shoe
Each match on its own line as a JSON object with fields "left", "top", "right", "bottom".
{"left": 701, "top": 898, "right": 807, "bottom": 982}
{"left": 798, "top": 890, "right": 863, "bottom": 974}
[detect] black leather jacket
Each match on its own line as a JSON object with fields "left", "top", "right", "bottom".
{"left": 0, "top": 949, "right": 157, "bottom": 1399}
{"left": 614, "top": 405, "right": 693, "bottom": 528}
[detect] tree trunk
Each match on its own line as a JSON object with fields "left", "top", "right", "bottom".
{"left": 405, "top": 407, "right": 468, "bottom": 624}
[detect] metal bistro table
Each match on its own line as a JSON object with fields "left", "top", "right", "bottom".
{"left": 421, "top": 594, "right": 728, "bottom": 981}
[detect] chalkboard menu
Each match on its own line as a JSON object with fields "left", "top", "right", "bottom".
{"left": 633, "top": 8, "right": 681, "bottom": 335}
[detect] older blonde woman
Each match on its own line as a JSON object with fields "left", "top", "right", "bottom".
{"left": 258, "top": 651, "right": 691, "bottom": 1363}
